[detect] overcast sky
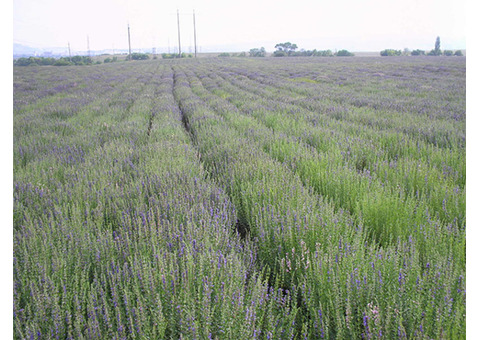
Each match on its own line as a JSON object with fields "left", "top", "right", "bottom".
{"left": 13, "top": 0, "right": 466, "bottom": 52}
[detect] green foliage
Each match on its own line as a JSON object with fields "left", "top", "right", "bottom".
{"left": 103, "top": 56, "right": 118, "bottom": 63}
{"left": 380, "top": 49, "right": 402, "bottom": 56}
{"left": 128, "top": 52, "right": 150, "bottom": 60}
{"left": 218, "top": 52, "right": 231, "bottom": 57}
{"left": 14, "top": 56, "right": 57, "bottom": 66}
{"left": 161, "top": 53, "right": 176, "bottom": 59}
{"left": 312, "top": 49, "right": 333, "bottom": 56}
{"left": 161, "top": 52, "right": 191, "bottom": 59}
{"left": 428, "top": 37, "right": 442, "bottom": 56}
{"left": 275, "top": 48, "right": 334, "bottom": 57}
{"left": 14, "top": 57, "right": 39, "bottom": 66}
{"left": 335, "top": 49, "right": 354, "bottom": 56}
{"left": 13, "top": 57, "right": 466, "bottom": 339}
{"left": 411, "top": 49, "right": 426, "bottom": 56}
{"left": 454, "top": 50, "right": 464, "bottom": 56}
{"left": 53, "top": 59, "right": 73, "bottom": 66}
{"left": 274, "top": 42, "right": 298, "bottom": 56}
{"left": 70, "top": 55, "right": 93, "bottom": 65}
{"left": 249, "top": 47, "right": 266, "bottom": 57}
{"left": 435, "top": 36, "right": 441, "bottom": 53}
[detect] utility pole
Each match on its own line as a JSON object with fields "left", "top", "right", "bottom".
{"left": 128, "top": 23, "right": 132, "bottom": 59}
{"left": 177, "top": 9, "right": 181, "bottom": 57}
{"left": 193, "top": 10, "right": 197, "bottom": 58}
{"left": 87, "top": 35, "right": 90, "bottom": 57}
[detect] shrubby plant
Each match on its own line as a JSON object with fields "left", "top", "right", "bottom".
{"left": 104, "top": 56, "right": 118, "bottom": 63}
{"left": 161, "top": 52, "right": 192, "bottom": 59}
{"left": 428, "top": 36, "right": 442, "bottom": 56}
{"left": 411, "top": 49, "right": 426, "bottom": 55}
{"left": 274, "top": 42, "right": 298, "bottom": 56}
{"left": 380, "top": 49, "right": 402, "bottom": 56}
{"left": 127, "top": 52, "right": 149, "bottom": 60}
{"left": 335, "top": 49, "right": 354, "bottom": 56}
{"left": 14, "top": 55, "right": 94, "bottom": 66}
{"left": 249, "top": 47, "right": 266, "bottom": 57}
{"left": 13, "top": 56, "right": 466, "bottom": 339}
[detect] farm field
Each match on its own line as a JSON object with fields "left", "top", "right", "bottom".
{"left": 13, "top": 56, "right": 466, "bottom": 339}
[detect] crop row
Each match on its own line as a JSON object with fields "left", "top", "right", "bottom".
{"left": 14, "top": 63, "right": 298, "bottom": 339}
{"left": 184, "top": 62, "right": 465, "bottom": 244}
{"left": 170, "top": 59, "right": 465, "bottom": 338}
{"left": 13, "top": 57, "right": 466, "bottom": 339}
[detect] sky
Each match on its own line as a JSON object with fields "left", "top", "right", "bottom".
{"left": 13, "top": 0, "right": 466, "bottom": 53}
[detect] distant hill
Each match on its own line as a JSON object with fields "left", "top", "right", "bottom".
{"left": 13, "top": 43, "right": 69, "bottom": 58}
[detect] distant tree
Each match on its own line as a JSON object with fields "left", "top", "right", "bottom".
{"left": 249, "top": 47, "right": 266, "bottom": 57}
{"left": 129, "top": 52, "right": 149, "bottom": 60}
{"left": 411, "top": 49, "right": 425, "bottom": 56}
{"left": 380, "top": 49, "right": 402, "bottom": 56}
{"left": 443, "top": 50, "right": 453, "bottom": 56}
{"left": 315, "top": 49, "right": 333, "bottom": 57}
{"left": 53, "top": 59, "right": 73, "bottom": 66}
{"left": 273, "top": 50, "right": 287, "bottom": 57}
{"left": 14, "top": 57, "right": 37, "bottom": 66}
{"left": 435, "top": 36, "right": 441, "bottom": 54}
{"left": 218, "top": 52, "right": 231, "bottom": 57}
{"left": 67, "top": 55, "right": 93, "bottom": 65}
{"left": 454, "top": 50, "right": 464, "bottom": 56}
{"left": 335, "top": 49, "right": 354, "bottom": 56}
{"left": 14, "top": 57, "right": 56, "bottom": 66}
{"left": 274, "top": 42, "right": 298, "bottom": 56}
{"left": 428, "top": 36, "right": 442, "bottom": 56}
{"left": 14, "top": 55, "right": 99, "bottom": 67}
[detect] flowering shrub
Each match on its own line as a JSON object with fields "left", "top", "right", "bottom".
{"left": 14, "top": 56, "right": 465, "bottom": 338}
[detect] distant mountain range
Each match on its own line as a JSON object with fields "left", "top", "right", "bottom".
{"left": 13, "top": 43, "right": 134, "bottom": 58}
{"left": 13, "top": 42, "right": 276, "bottom": 58}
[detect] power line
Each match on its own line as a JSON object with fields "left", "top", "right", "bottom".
{"left": 87, "top": 35, "right": 91, "bottom": 57}
{"left": 193, "top": 10, "right": 197, "bottom": 58}
{"left": 177, "top": 9, "right": 181, "bottom": 57}
{"left": 127, "top": 23, "right": 132, "bottom": 59}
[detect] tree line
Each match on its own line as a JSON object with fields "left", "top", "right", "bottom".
{"left": 247, "top": 37, "right": 463, "bottom": 58}
{"left": 248, "top": 43, "right": 354, "bottom": 58}
{"left": 14, "top": 55, "right": 99, "bottom": 66}
{"left": 380, "top": 37, "right": 463, "bottom": 56}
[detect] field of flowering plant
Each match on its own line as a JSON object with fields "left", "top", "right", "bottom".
{"left": 14, "top": 56, "right": 465, "bottom": 339}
